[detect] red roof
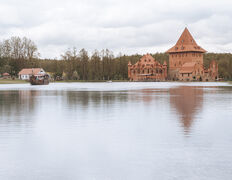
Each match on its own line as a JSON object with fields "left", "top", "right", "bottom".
{"left": 18, "top": 68, "right": 44, "bottom": 75}
{"left": 166, "top": 27, "right": 206, "bottom": 53}
{"left": 2, "top": 73, "right": 10, "bottom": 76}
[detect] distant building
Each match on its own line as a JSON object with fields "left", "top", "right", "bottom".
{"left": 128, "top": 54, "right": 168, "bottom": 81}
{"left": 18, "top": 68, "right": 46, "bottom": 80}
{"left": 2, "top": 73, "right": 11, "bottom": 79}
{"left": 166, "top": 27, "right": 218, "bottom": 81}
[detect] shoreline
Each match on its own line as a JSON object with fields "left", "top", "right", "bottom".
{"left": 0, "top": 79, "right": 231, "bottom": 84}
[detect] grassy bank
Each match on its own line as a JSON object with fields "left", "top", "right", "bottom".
{"left": 0, "top": 79, "right": 28, "bottom": 84}
{"left": 54, "top": 80, "right": 129, "bottom": 83}
{"left": 0, "top": 79, "right": 128, "bottom": 84}
{"left": 0, "top": 79, "right": 231, "bottom": 84}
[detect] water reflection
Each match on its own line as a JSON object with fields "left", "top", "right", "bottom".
{"left": 170, "top": 86, "right": 203, "bottom": 133}
{"left": 0, "top": 90, "right": 38, "bottom": 122}
{"left": 0, "top": 83, "right": 232, "bottom": 180}
{"left": 0, "top": 86, "right": 204, "bottom": 134}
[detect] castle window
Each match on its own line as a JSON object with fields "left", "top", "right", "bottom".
{"left": 145, "top": 59, "right": 146, "bottom": 62}
{"left": 148, "top": 69, "right": 149, "bottom": 73}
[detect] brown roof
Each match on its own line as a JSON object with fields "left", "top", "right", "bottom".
{"left": 18, "top": 68, "right": 44, "bottom": 75}
{"left": 166, "top": 27, "right": 207, "bottom": 53}
{"left": 179, "top": 62, "right": 196, "bottom": 73}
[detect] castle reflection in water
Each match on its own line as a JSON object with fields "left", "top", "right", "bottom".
{"left": 169, "top": 86, "right": 203, "bottom": 132}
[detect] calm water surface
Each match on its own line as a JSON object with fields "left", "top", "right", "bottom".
{"left": 0, "top": 82, "right": 232, "bottom": 180}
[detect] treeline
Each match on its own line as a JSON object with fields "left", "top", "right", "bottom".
{"left": 0, "top": 36, "right": 232, "bottom": 80}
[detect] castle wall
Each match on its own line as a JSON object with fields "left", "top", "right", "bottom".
{"left": 128, "top": 54, "right": 168, "bottom": 81}
{"left": 169, "top": 52, "right": 203, "bottom": 70}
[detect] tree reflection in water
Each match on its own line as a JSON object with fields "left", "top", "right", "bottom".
{"left": 0, "top": 90, "right": 38, "bottom": 125}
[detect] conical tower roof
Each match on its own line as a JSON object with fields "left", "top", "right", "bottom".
{"left": 166, "top": 27, "right": 206, "bottom": 53}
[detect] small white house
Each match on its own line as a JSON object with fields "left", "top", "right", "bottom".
{"left": 18, "top": 68, "right": 46, "bottom": 80}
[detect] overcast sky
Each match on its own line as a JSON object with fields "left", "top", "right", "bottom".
{"left": 0, "top": 0, "right": 231, "bottom": 58}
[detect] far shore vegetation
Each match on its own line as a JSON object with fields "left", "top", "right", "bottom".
{"left": 0, "top": 36, "right": 232, "bottom": 82}
{"left": 0, "top": 79, "right": 28, "bottom": 84}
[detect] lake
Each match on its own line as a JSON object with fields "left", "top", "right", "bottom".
{"left": 0, "top": 82, "right": 232, "bottom": 180}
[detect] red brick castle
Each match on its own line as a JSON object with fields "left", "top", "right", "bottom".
{"left": 128, "top": 54, "right": 167, "bottom": 81}
{"left": 128, "top": 28, "right": 218, "bottom": 81}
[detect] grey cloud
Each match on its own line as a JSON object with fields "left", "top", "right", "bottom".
{"left": 0, "top": 0, "right": 231, "bottom": 58}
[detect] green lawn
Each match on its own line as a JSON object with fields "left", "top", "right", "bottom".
{"left": 0, "top": 79, "right": 28, "bottom": 84}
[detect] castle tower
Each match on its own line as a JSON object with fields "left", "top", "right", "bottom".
{"left": 166, "top": 28, "right": 206, "bottom": 80}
